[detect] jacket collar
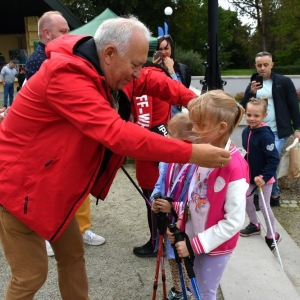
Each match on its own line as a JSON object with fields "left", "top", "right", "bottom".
{"left": 73, "top": 37, "right": 104, "bottom": 76}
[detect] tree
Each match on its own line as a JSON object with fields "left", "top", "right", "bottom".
{"left": 228, "top": 0, "right": 280, "bottom": 51}
{"left": 271, "top": 0, "right": 300, "bottom": 65}
{"left": 61, "top": 0, "right": 250, "bottom": 70}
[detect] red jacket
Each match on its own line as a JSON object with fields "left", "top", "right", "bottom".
{"left": 0, "top": 35, "right": 193, "bottom": 241}
{"left": 124, "top": 66, "right": 196, "bottom": 189}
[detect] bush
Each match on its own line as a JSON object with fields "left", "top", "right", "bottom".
{"left": 272, "top": 65, "right": 300, "bottom": 75}
{"left": 175, "top": 46, "right": 205, "bottom": 76}
{"left": 235, "top": 92, "right": 245, "bottom": 102}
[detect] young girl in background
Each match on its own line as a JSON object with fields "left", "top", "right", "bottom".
{"left": 240, "top": 97, "right": 281, "bottom": 252}
{"left": 152, "top": 113, "right": 196, "bottom": 300}
{"left": 168, "top": 90, "right": 249, "bottom": 300}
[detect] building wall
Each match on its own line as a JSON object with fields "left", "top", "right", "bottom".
{"left": 0, "top": 34, "right": 27, "bottom": 63}
{"left": 25, "top": 16, "right": 39, "bottom": 56}
{"left": 0, "top": 16, "right": 38, "bottom": 68}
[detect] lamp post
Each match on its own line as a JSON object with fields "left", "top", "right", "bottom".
{"left": 164, "top": 6, "right": 173, "bottom": 35}
{"left": 200, "top": 0, "right": 225, "bottom": 93}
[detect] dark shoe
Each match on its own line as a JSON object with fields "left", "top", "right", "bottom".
{"left": 240, "top": 222, "right": 261, "bottom": 237}
{"left": 270, "top": 196, "right": 280, "bottom": 207}
{"left": 133, "top": 240, "right": 157, "bottom": 258}
{"left": 254, "top": 194, "right": 260, "bottom": 211}
{"left": 265, "top": 233, "right": 282, "bottom": 252}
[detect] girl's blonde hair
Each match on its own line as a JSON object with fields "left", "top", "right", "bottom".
{"left": 246, "top": 97, "right": 268, "bottom": 114}
{"left": 189, "top": 90, "right": 245, "bottom": 137}
{"left": 167, "top": 113, "right": 194, "bottom": 141}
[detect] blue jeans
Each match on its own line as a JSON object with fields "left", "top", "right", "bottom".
{"left": 272, "top": 131, "right": 288, "bottom": 197}
{"left": 3, "top": 83, "right": 14, "bottom": 107}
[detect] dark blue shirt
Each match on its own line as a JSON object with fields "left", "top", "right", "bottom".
{"left": 25, "top": 42, "right": 47, "bottom": 80}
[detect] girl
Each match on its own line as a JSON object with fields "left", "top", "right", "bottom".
{"left": 152, "top": 113, "right": 197, "bottom": 300}
{"left": 128, "top": 63, "right": 196, "bottom": 258}
{"left": 168, "top": 90, "right": 249, "bottom": 300}
{"left": 240, "top": 97, "right": 281, "bottom": 252}
{"left": 154, "top": 35, "right": 191, "bottom": 116}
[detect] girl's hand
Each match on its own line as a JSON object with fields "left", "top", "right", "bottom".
{"left": 152, "top": 56, "right": 162, "bottom": 64}
{"left": 166, "top": 227, "right": 175, "bottom": 244}
{"left": 254, "top": 176, "right": 265, "bottom": 187}
{"left": 153, "top": 199, "right": 172, "bottom": 213}
{"left": 175, "top": 240, "right": 189, "bottom": 257}
{"left": 151, "top": 200, "right": 160, "bottom": 214}
{"left": 0, "top": 107, "right": 8, "bottom": 123}
{"left": 163, "top": 57, "right": 174, "bottom": 73}
{"left": 176, "top": 220, "right": 182, "bottom": 231}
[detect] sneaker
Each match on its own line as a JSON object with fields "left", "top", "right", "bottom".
{"left": 265, "top": 233, "right": 282, "bottom": 252}
{"left": 83, "top": 230, "right": 105, "bottom": 246}
{"left": 240, "top": 222, "right": 261, "bottom": 237}
{"left": 45, "top": 240, "right": 54, "bottom": 257}
{"left": 167, "top": 286, "right": 194, "bottom": 300}
{"left": 270, "top": 196, "right": 281, "bottom": 207}
{"left": 133, "top": 240, "right": 157, "bottom": 258}
{"left": 253, "top": 194, "right": 260, "bottom": 211}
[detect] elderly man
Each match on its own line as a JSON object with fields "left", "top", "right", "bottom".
{"left": 0, "top": 16, "right": 230, "bottom": 299}
{"left": 25, "top": 11, "right": 105, "bottom": 257}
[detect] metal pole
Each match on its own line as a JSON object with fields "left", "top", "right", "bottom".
{"left": 201, "top": 0, "right": 225, "bottom": 93}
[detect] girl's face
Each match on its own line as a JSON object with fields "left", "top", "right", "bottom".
{"left": 158, "top": 39, "right": 172, "bottom": 59}
{"left": 192, "top": 114, "right": 226, "bottom": 145}
{"left": 245, "top": 103, "right": 267, "bottom": 129}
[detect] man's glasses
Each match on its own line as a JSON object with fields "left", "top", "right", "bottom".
{"left": 157, "top": 34, "right": 172, "bottom": 41}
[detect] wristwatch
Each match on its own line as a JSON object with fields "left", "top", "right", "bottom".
{"left": 169, "top": 70, "right": 175, "bottom": 76}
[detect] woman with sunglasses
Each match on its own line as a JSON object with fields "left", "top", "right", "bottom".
{"left": 154, "top": 35, "right": 191, "bottom": 116}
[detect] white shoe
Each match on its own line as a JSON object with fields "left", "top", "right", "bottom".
{"left": 83, "top": 230, "right": 105, "bottom": 246}
{"left": 45, "top": 240, "right": 54, "bottom": 257}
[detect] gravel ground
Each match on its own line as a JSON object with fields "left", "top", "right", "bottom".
{"left": 0, "top": 156, "right": 298, "bottom": 299}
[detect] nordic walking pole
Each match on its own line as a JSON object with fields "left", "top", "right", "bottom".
{"left": 168, "top": 224, "right": 188, "bottom": 300}
{"left": 121, "top": 166, "right": 152, "bottom": 207}
{"left": 258, "top": 186, "right": 284, "bottom": 269}
{"left": 168, "top": 224, "right": 202, "bottom": 300}
{"left": 152, "top": 194, "right": 167, "bottom": 300}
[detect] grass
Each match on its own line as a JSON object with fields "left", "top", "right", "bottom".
{"left": 221, "top": 69, "right": 255, "bottom": 76}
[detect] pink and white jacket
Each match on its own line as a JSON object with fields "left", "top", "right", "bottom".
{"left": 180, "top": 144, "right": 249, "bottom": 256}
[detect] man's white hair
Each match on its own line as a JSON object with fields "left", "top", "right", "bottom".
{"left": 94, "top": 16, "right": 152, "bottom": 56}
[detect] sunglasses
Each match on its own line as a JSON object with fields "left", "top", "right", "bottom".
{"left": 157, "top": 34, "right": 172, "bottom": 41}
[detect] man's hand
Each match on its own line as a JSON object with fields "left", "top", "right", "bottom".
{"left": 189, "top": 144, "right": 231, "bottom": 168}
{"left": 250, "top": 80, "right": 262, "bottom": 94}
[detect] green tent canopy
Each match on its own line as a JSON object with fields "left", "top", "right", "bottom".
{"left": 70, "top": 8, "right": 157, "bottom": 54}
{"left": 70, "top": 8, "right": 117, "bottom": 36}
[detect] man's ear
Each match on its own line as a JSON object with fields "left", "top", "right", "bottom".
{"left": 43, "top": 28, "right": 51, "bottom": 41}
{"left": 103, "top": 45, "right": 117, "bottom": 64}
